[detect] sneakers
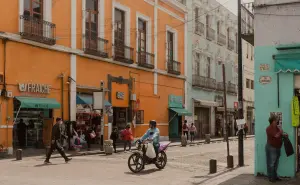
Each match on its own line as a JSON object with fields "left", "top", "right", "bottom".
{"left": 65, "top": 158, "right": 72, "bottom": 163}
{"left": 44, "top": 160, "right": 51, "bottom": 165}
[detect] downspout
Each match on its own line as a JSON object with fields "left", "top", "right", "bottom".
{"left": 2, "top": 39, "right": 8, "bottom": 150}
{"left": 58, "top": 73, "right": 64, "bottom": 119}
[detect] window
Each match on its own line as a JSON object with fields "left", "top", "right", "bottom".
{"left": 136, "top": 110, "right": 144, "bottom": 124}
{"left": 246, "top": 79, "right": 250, "bottom": 88}
{"left": 246, "top": 43, "right": 249, "bottom": 58}
{"left": 138, "top": 19, "right": 147, "bottom": 52}
{"left": 251, "top": 80, "right": 254, "bottom": 89}
{"left": 217, "top": 21, "right": 220, "bottom": 34}
{"left": 115, "top": 9, "right": 125, "bottom": 56}
{"left": 207, "top": 57, "right": 211, "bottom": 78}
{"left": 167, "top": 31, "right": 174, "bottom": 61}
{"left": 24, "top": 0, "right": 43, "bottom": 19}
{"left": 251, "top": 46, "right": 253, "bottom": 60}
{"left": 85, "top": 0, "right": 98, "bottom": 50}
{"left": 195, "top": 7, "right": 199, "bottom": 21}
{"left": 193, "top": 53, "right": 200, "bottom": 75}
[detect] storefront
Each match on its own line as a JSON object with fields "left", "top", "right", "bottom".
{"left": 255, "top": 44, "right": 300, "bottom": 177}
{"left": 12, "top": 83, "right": 61, "bottom": 149}
{"left": 168, "top": 95, "right": 192, "bottom": 139}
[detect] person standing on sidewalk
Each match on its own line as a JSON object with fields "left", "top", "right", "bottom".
{"left": 110, "top": 127, "right": 119, "bottom": 153}
{"left": 189, "top": 123, "right": 197, "bottom": 143}
{"left": 44, "top": 118, "right": 72, "bottom": 164}
{"left": 265, "top": 115, "right": 286, "bottom": 183}
{"left": 122, "top": 124, "right": 133, "bottom": 152}
{"left": 182, "top": 120, "right": 189, "bottom": 140}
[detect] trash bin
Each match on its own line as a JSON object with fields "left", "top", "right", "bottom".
{"left": 104, "top": 140, "right": 113, "bottom": 155}
{"left": 205, "top": 134, "right": 211, "bottom": 144}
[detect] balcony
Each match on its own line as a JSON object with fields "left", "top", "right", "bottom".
{"left": 20, "top": 15, "right": 56, "bottom": 45}
{"left": 227, "top": 82, "right": 237, "bottom": 94}
{"left": 228, "top": 39, "right": 235, "bottom": 51}
{"left": 206, "top": 27, "right": 215, "bottom": 41}
{"left": 217, "top": 82, "right": 225, "bottom": 91}
{"left": 192, "top": 75, "right": 216, "bottom": 90}
{"left": 241, "top": 2, "right": 254, "bottom": 45}
{"left": 195, "top": 21, "right": 205, "bottom": 35}
{"left": 83, "top": 34, "right": 109, "bottom": 58}
{"left": 167, "top": 59, "right": 181, "bottom": 75}
{"left": 137, "top": 51, "right": 155, "bottom": 69}
{"left": 217, "top": 33, "right": 226, "bottom": 46}
{"left": 113, "top": 43, "right": 134, "bottom": 64}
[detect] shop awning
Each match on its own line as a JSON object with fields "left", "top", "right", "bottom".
{"left": 169, "top": 108, "right": 192, "bottom": 116}
{"left": 274, "top": 52, "right": 300, "bottom": 73}
{"left": 15, "top": 97, "right": 61, "bottom": 109}
{"left": 76, "top": 94, "right": 112, "bottom": 106}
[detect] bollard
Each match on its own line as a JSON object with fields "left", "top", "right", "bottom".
{"left": 181, "top": 134, "right": 187, "bottom": 147}
{"left": 227, "top": 155, "right": 234, "bottom": 168}
{"left": 16, "top": 149, "right": 22, "bottom": 160}
{"left": 209, "top": 159, "right": 217, "bottom": 174}
{"left": 205, "top": 134, "right": 211, "bottom": 144}
{"left": 104, "top": 140, "right": 113, "bottom": 155}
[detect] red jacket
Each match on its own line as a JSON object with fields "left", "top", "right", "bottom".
{"left": 122, "top": 128, "right": 133, "bottom": 141}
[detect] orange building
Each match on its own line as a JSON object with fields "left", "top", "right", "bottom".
{"left": 0, "top": 0, "right": 189, "bottom": 154}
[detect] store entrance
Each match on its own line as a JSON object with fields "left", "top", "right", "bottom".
{"left": 113, "top": 107, "right": 128, "bottom": 132}
{"left": 13, "top": 99, "right": 53, "bottom": 149}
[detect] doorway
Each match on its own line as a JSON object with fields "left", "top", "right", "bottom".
{"left": 194, "top": 107, "right": 210, "bottom": 139}
{"left": 113, "top": 107, "right": 128, "bottom": 132}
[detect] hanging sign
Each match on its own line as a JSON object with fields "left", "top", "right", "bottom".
{"left": 19, "top": 83, "right": 51, "bottom": 94}
{"left": 259, "top": 64, "right": 270, "bottom": 71}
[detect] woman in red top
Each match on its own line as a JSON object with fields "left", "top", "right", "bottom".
{"left": 122, "top": 124, "right": 133, "bottom": 151}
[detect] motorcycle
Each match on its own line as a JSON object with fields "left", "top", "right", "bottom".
{"left": 127, "top": 139, "right": 170, "bottom": 173}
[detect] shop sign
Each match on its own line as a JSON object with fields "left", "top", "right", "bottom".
{"left": 116, "top": 92, "right": 125, "bottom": 100}
{"left": 168, "top": 95, "right": 183, "bottom": 108}
{"left": 259, "top": 64, "right": 270, "bottom": 71}
{"left": 19, "top": 83, "right": 51, "bottom": 94}
{"left": 259, "top": 76, "right": 272, "bottom": 84}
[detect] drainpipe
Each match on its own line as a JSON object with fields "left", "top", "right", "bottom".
{"left": 2, "top": 39, "right": 8, "bottom": 150}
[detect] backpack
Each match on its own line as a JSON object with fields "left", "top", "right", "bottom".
{"left": 183, "top": 124, "right": 187, "bottom": 129}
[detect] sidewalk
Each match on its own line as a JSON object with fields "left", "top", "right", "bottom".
{"left": 5, "top": 135, "right": 254, "bottom": 160}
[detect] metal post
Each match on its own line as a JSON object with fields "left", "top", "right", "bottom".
{"left": 222, "top": 64, "right": 230, "bottom": 157}
{"left": 100, "top": 81, "right": 105, "bottom": 151}
{"left": 238, "top": 0, "right": 244, "bottom": 167}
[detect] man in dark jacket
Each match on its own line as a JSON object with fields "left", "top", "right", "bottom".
{"left": 44, "top": 118, "right": 72, "bottom": 164}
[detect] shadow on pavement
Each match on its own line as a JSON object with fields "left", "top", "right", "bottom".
{"left": 34, "top": 163, "right": 59, "bottom": 167}
{"left": 217, "top": 174, "right": 297, "bottom": 185}
{"left": 192, "top": 167, "right": 237, "bottom": 185}
{"left": 124, "top": 168, "right": 161, "bottom": 176}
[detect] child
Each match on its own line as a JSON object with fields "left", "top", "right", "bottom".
{"left": 189, "top": 123, "right": 197, "bottom": 142}
{"left": 122, "top": 124, "right": 133, "bottom": 152}
{"left": 110, "top": 127, "right": 118, "bottom": 153}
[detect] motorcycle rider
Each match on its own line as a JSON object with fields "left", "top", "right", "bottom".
{"left": 140, "top": 120, "right": 160, "bottom": 160}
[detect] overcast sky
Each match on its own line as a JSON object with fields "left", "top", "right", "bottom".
{"left": 216, "top": 0, "right": 254, "bottom": 15}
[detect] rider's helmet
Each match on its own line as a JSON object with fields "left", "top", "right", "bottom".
{"left": 149, "top": 120, "right": 157, "bottom": 128}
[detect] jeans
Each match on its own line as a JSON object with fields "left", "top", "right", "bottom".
{"left": 190, "top": 132, "right": 195, "bottom": 142}
{"left": 46, "top": 140, "right": 68, "bottom": 162}
{"left": 124, "top": 140, "right": 131, "bottom": 151}
{"left": 265, "top": 143, "right": 281, "bottom": 180}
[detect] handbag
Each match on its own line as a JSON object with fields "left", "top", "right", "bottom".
{"left": 90, "top": 131, "right": 96, "bottom": 139}
{"left": 283, "top": 135, "right": 294, "bottom": 157}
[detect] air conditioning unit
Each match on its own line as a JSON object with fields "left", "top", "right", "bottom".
{"left": 6, "top": 91, "right": 13, "bottom": 98}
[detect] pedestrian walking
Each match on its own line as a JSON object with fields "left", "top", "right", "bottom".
{"left": 182, "top": 120, "right": 189, "bottom": 140}
{"left": 121, "top": 124, "right": 133, "bottom": 152}
{"left": 189, "top": 123, "right": 197, "bottom": 142}
{"left": 244, "top": 123, "right": 248, "bottom": 139}
{"left": 44, "top": 118, "right": 72, "bottom": 164}
{"left": 17, "top": 119, "right": 26, "bottom": 148}
{"left": 110, "top": 127, "right": 119, "bottom": 153}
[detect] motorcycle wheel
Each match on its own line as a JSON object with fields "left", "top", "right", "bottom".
{"left": 128, "top": 152, "right": 144, "bottom": 173}
{"left": 155, "top": 151, "right": 167, "bottom": 169}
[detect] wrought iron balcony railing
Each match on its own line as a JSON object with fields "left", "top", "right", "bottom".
{"left": 167, "top": 59, "right": 181, "bottom": 75}
{"left": 20, "top": 15, "right": 56, "bottom": 45}
{"left": 206, "top": 27, "right": 215, "bottom": 41}
{"left": 241, "top": 2, "right": 254, "bottom": 45}
{"left": 217, "top": 33, "right": 226, "bottom": 46}
{"left": 113, "top": 43, "right": 134, "bottom": 64}
{"left": 227, "top": 82, "right": 237, "bottom": 94}
{"left": 195, "top": 21, "right": 205, "bottom": 35}
{"left": 137, "top": 51, "right": 155, "bottom": 69}
{"left": 192, "top": 75, "right": 216, "bottom": 90}
{"left": 83, "top": 34, "right": 109, "bottom": 58}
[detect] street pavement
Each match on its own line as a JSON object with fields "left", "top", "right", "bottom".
{"left": 0, "top": 138, "right": 298, "bottom": 185}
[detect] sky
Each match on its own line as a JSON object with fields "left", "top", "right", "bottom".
{"left": 216, "top": 0, "right": 254, "bottom": 15}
